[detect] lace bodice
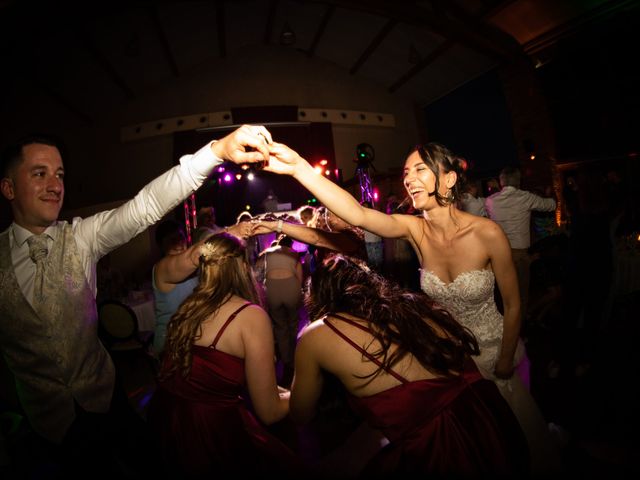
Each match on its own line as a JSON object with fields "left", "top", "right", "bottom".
{"left": 420, "top": 270, "right": 560, "bottom": 473}
{"left": 420, "top": 269, "right": 510, "bottom": 373}
{"left": 420, "top": 269, "right": 502, "bottom": 342}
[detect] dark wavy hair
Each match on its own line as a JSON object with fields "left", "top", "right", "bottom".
{"left": 409, "top": 143, "right": 468, "bottom": 207}
{"left": 305, "top": 254, "right": 479, "bottom": 381}
{"left": 160, "top": 233, "right": 262, "bottom": 380}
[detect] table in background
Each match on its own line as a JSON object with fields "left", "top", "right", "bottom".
{"left": 123, "top": 291, "right": 156, "bottom": 332}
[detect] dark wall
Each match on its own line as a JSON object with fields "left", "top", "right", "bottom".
{"left": 423, "top": 69, "right": 519, "bottom": 178}
{"left": 537, "top": 8, "right": 639, "bottom": 162}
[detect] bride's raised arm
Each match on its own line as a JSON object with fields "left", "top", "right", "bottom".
{"left": 265, "top": 142, "right": 409, "bottom": 239}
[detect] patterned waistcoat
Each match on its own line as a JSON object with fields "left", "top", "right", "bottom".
{"left": 0, "top": 224, "right": 115, "bottom": 443}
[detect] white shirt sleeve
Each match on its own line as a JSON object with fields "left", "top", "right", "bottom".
{"left": 72, "top": 142, "right": 222, "bottom": 294}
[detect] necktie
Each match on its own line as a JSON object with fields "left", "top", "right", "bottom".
{"left": 27, "top": 234, "right": 49, "bottom": 306}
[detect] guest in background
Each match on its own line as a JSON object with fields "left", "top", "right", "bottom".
{"left": 259, "top": 234, "right": 303, "bottom": 386}
{"left": 381, "top": 195, "right": 420, "bottom": 290}
{"left": 297, "top": 204, "right": 316, "bottom": 227}
{"left": 485, "top": 166, "right": 556, "bottom": 324}
{"left": 193, "top": 205, "right": 223, "bottom": 242}
{"left": 152, "top": 219, "right": 199, "bottom": 358}
{"left": 0, "top": 125, "right": 272, "bottom": 476}
{"left": 261, "top": 188, "right": 279, "bottom": 213}
{"left": 458, "top": 175, "right": 487, "bottom": 217}
{"left": 291, "top": 253, "right": 529, "bottom": 477}
{"left": 148, "top": 233, "right": 297, "bottom": 477}
{"left": 236, "top": 210, "right": 259, "bottom": 265}
{"left": 361, "top": 200, "right": 384, "bottom": 271}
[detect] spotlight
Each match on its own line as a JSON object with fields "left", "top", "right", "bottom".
{"left": 247, "top": 172, "right": 255, "bottom": 181}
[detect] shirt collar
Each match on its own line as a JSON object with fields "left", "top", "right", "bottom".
{"left": 11, "top": 222, "right": 59, "bottom": 248}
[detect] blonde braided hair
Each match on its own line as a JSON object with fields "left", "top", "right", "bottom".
{"left": 161, "top": 233, "right": 261, "bottom": 380}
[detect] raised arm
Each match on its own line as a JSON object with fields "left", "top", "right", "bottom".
{"left": 251, "top": 220, "right": 362, "bottom": 255}
{"left": 241, "top": 305, "right": 290, "bottom": 425}
{"left": 153, "top": 240, "right": 205, "bottom": 292}
{"left": 264, "top": 142, "right": 409, "bottom": 239}
{"left": 484, "top": 222, "right": 521, "bottom": 379}
{"left": 154, "top": 222, "right": 253, "bottom": 292}
{"left": 77, "top": 124, "right": 274, "bottom": 262}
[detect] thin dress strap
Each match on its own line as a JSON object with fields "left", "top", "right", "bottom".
{"left": 209, "top": 302, "right": 253, "bottom": 349}
{"left": 324, "top": 313, "right": 408, "bottom": 384}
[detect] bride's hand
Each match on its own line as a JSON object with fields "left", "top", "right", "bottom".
{"left": 264, "top": 142, "right": 307, "bottom": 177}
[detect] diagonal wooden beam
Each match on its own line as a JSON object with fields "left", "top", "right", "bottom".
{"left": 307, "top": 4, "right": 335, "bottom": 57}
{"left": 310, "top": 0, "right": 520, "bottom": 62}
{"left": 37, "top": 82, "right": 94, "bottom": 126}
{"left": 388, "top": 39, "right": 453, "bottom": 93}
{"left": 349, "top": 18, "right": 396, "bottom": 74}
{"left": 264, "top": 0, "right": 279, "bottom": 44}
{"left": 75, "top": 25, "right": 135, "bottom": 100}
{"left": 386, "top": 0, "right": 524, "bottom": 94}
{"left": 427, "top": 0, "right": 520, "bottom": 51}
{"left": 148, "top": 5, "right": 180, "bottom": 77}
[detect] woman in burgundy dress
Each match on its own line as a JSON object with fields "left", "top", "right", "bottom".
{"left": 148, "top": 233, "right": 299, "bottom": 477}
{"left": 290, "top": 254, "right": 530, "bottom": 478}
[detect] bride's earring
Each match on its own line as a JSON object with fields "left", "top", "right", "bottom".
{"left": 446, "top": 189, "right": 454, "bottom": 204}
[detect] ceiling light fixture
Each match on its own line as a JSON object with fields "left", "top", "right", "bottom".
{"left": 280, "top": 22, "right": 296, "bottom": 46}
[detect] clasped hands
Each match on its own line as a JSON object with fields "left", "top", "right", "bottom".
{"left": 212, "top": 124, "right": 303, "bottom": 176}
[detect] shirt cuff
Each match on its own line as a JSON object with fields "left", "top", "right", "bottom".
{"left": 179, "top": 141, "right": 223, "bottom": 186}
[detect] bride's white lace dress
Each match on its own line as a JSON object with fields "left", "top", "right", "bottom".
{"left": 420, "top": 268, "right": 562, "bottom": 474}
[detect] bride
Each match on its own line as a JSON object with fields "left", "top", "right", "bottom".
{"left": 260, "top": 140, "right": 562, "bottom": 475}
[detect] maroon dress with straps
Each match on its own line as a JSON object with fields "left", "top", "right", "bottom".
{"left": 148, "top": 303, "right": 299, "bottom": 477}
{"left": 324, "top": 314, "right": 530, "bottom": 477}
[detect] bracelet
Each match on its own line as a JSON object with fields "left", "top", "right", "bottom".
{"left": 276, "top": 219, "right": 283, "bottom": 233}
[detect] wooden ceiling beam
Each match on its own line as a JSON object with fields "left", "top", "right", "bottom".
{"left": 349, "top": 18, "right": 396, "bottom": 75}
{"left": 264, "top": 0, "right": 279, "bottom": 44}
{"left": 75, "top": 26, "right": 135, "bottom": 100}
{"left": 386, "top": 0, "right": 523, "bottom": 94}
{"left": 388, "top": 40, "right": 453, "bottom": 93}
{"left": 307, "top": 4, "right": 336, "bottom": 57}
{"left": 312, "top": 0, "right": 520, "bottom": 63}
{"left": 148, "top": 5, "right": 180, "bottom": 77}
{"left": 427, "top": 0, "right": 521, "bottom": 50}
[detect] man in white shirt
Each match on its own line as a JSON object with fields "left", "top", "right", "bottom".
{"left": 459, "top": 178, "right": 487, "bottom": 217}
{"left": 485, "top": 166, "right": 556, "bottom": 323}
{"left": 0, "top": 125, "right": 271, "bottom": 475}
